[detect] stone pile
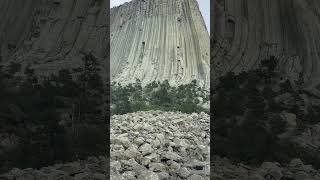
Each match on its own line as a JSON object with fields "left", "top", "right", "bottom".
{"left": 110, "top": 111, "right": 210, "bottom": 180}
{"left": 111, "top": 111, "right": 210, "bottom": 180}
{"left": 211, "top": 156, "right": 320, "bottom": 180}
{"left": 0, "top": 156, "right": 108, "bottom": 180}
{"left": 2, "top": 110, "right": 320, "bottom": 180}
{"left": 0, "top": 111, "right": 210, "bottom": 180}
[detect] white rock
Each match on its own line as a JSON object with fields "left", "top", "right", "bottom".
{"left": 191, "top": 113, "right": 198, "bottom": 120}
{"left": 152, "top": 139, "right": 161, "bottom": 148}
{"left": 179, "top": 167, "right": 191, "bottom": 178}
{"left": 133, "top": 137, "right": 145, "bottom": 146}
{"left": 111, "top": 161, "right": 121, "bottom": 171}
{"left": 122, "top": 171, "right": 136, "bottom": 179}
{"left": 157, "top": 172, "right": 170, "bottom": 180}
{"left": 163, "top": 152, "right": 182, "bottom": 161}
{"left": 138, "top": 170, "right": 160, "bottom": 180}
{"left": 139, "top": 143, "right": 153, "bottom": 155}
{"left": 169, "top": 161, "right": 181, "bottom": 171}
{"left": 115, "top": 136, "right": 130, "bottom": 148}
{"left": 124, "top": 145, "right": 141, "bottom": 159}
{"left": 155, "top": 134, "right": 165, "bottom": 143}
{"left": 149, "top": 163, "right": 167, "bottom": 172}
{"left": 141, "top": 157, "right": 151, "bottom": 166}
{"left": 187, "top": 174, "right": 205, "bottom": 180}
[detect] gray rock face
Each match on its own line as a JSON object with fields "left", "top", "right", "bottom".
{"left": 110, "top": 0, "right": 210, "bottom": 88}
{"left": 0, "top": 0, "right": 108, "bottom": 78}
{"left": 212, "top": 0, "right": 320, "bottom": 94}
{"left": 0, "top": 0, "right": 209, "bottom": 87}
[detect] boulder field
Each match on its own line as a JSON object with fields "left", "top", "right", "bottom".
{"left": 0, "top": 111, "right": 210, "bottom": 180}
{"left": 110, "top": 111, "right": 210, "bottom": 180}
{"left": 1, "top": 111, "right": 319, "bottom": 179}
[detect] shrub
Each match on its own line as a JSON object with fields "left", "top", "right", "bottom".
{"left": 0, "top": 53, "right": 106, "bottom": 173}
{"left": 111, "top": 80, "right": 209, "bottom": 115}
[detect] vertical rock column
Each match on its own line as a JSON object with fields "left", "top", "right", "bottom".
{"left": 110, "top": 0, "right": 210, "bottom": 88}
{"left": 0, "top": 0, "right": 110, "bottom": 81}
{"left": 212, "top": 0, "right": 320, "bottom": 93}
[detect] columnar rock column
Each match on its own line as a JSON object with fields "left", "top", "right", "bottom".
{"left": 110, "top": 0, "right": 210, "bottom": 88}
{"left": 0, "top": 0, "right": 109, "bottom": 79}
{"left": 212, "top": 0, "right": 320, "bottom": 93}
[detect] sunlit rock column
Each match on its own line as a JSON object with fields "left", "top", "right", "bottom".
{"left": 110, "top": 0, "right": 210, "bottom": 88}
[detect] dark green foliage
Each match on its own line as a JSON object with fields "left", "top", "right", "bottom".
{"left": 111, "top": 79, "right": 209, "bottom": 115}
{"left": 213, "top": 56, "right": 320, "bottom": 166}
{"left": 229, "top": 119, "right": 276, "bottom": 163}
{"left": 213, "top": 57, "right": 288, "bottom": 164}
{"left": 7, "top": 62, "right": 21, "bottom": 75}
{"left": 261, "top": 56, "right": 278, "bottom": 72}
{"left": 0, "top": 54, "right": 106, "bottom": 173}
{"left": 72, "top": 125, "right": 106, "bottom": 158}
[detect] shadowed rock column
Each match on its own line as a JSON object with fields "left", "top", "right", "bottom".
{"left": 0, "top": 0, "right": 109, "bottom": 80}
{"left": 212, "top": 0, "right": 320, "bottom": 94}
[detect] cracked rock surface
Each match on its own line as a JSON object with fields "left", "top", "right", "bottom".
{"left": 110, "top": 111, "right": 210, "bottom": 180}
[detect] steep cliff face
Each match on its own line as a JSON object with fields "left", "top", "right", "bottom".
{"left": 110, "top": 0, "right": 210, "bottom": 88}
{"left": 0, "top": 0, "right": 209, "bottom": 87}
{"left": 0, "top": 0, "right": 109, "bottom": 77}
{"left": 212, "top": 0, "right": 320, "bottom": 93}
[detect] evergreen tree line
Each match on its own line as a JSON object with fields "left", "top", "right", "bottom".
{"left": 111, "top": 79, "right": 209, "bottom": 115}
{"left": 0, "top": 53, "right": 106, "bottom": 173}
{"left": 212, "top": 56, "right": 320, "bottom": 166}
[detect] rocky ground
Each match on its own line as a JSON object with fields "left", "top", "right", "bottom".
{"left": 0, "top": 156, "right": 108, "bottom": 180}
{"left": 110, "top": 111, "right": 210, "bottom": 180}
{"left": 1, "top": 110, "right": 319, "bottom": 180}
{"left": 0, "top": 111, "right": 210, "bottom": 180}
{"left": 211, "top": 156, "right": 320, "bottom": 180}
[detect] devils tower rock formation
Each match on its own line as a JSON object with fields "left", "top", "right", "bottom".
{"left": 110, "top": 0, "right": 210, "bottom": 88}
{"left": 212, "top": 0, "right": 320, "bottom": 173}
{"left": 0, "top": 0, "right": 109, "bottom": 78}
{"left": 212, "top": 0, "right": 320, "bottom": 94}
{"left": 0, "top": 0, "right": 109, "bottom": 173}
